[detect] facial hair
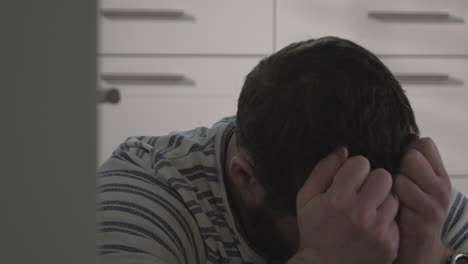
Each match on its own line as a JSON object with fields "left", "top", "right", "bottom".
{"left": 246, "top": 200, "right": 297, "bottom": 263}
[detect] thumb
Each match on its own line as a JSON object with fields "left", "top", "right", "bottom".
{"left": 296, "top": 147, "right": 348, "bottom": 210}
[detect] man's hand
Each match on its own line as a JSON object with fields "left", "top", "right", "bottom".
{"left": 289, "top": 148, "right": 400, "bottom": 264}
{"left": 394, "top": 138, "right": 452, "bottom": 264}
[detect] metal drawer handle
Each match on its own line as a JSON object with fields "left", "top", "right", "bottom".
{"left": 102, "top": 73, "right": 185, "bottom": 82}
{"left": 101, "top": 73, "right": 195, "bottom": 85}
{"left": 368, "top": 11, "right": 464, "bottom": 23}
{"left": 98, "top": 88, "right": 121, "bottom": 104}
{"left": 393, "top": 73, "right": 461, "bottom": 84}
{"left": 101, "top": 8, "right": 185, "bottom": 19}
{"left": 451, "top": 174, "right": 468, "bottom": 178}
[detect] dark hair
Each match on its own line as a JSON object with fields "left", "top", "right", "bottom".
{"left": 236, "top": 36, "right": 419, "bottom": 214}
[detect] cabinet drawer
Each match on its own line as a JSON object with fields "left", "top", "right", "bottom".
{"left": 381, "top": 57, "right": 468, "bottom": 175}
{"left": 100, "top": 0, "right": 273, "bottom": 55}
{"left": 98, "top": 56, "right": 261, "bottom": 163}
{"left": 451, "top": 177, "right": 468, "bottom": 196}
{"left": 277, "top": 0, "right": 468, "bottom": 55}
{"left": 99, "top": 57, "right": 260, "bottom": 96}
{"left": 98, "top": 94, "right": 237, "bottom": 164}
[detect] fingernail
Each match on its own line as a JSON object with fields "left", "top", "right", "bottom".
{"left": 334, "top": 146, "right": 348, "bottom": 160}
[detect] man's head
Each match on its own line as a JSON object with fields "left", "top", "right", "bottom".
{"left": 226, "top": 36, "right": 419, "bottom": 261}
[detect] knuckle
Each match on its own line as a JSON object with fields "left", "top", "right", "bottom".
{"left": 402, "top": 149, "right": 422, "bottom": 167}
{"left": 410, "top": 148, "right": 423, "bottom": 158}
{"left": 327, "top": 194, "right": 347, "bottom": 212}
{"left": 350, "top": 207, "right": 373, "bottom": 230}
{"left": 420, "top": 137, "right": 435, "bottom": 150}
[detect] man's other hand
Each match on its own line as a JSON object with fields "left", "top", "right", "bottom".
{"left": 394, "top": 138, "right": 452, "bottom": 264}
{"left": 290, "top": 147, "right": 399, "bottom": 264}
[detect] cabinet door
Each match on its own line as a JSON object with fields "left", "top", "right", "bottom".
{"left": 277, "top": 0, "right": 468, "bottom": 55}
{"left": 98, "top": 57, "right": 261, "bottom": 163}
{"left": 450, "top": 178, "right": 468, "bottom": 196}
{"left": 381, "top": 57, "right": 468, "bottom": 175}
{"left": 100, "top": 0, "right": 273, "bottom": 55}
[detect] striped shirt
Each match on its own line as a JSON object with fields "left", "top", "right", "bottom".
{"left": 97, "top": 116, "right": 468, "bottom": 264}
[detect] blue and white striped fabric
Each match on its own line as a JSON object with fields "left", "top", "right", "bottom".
{"left": 97, "top": 116, "right": 468, "bottom": 264}
{"left": 97, "top": 116, "right": 265, "bottom": 264}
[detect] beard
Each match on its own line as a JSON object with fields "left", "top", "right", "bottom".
{"left": 245, "top": 199, "right": 298, "bottom": 263}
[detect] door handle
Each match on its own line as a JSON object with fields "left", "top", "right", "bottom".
{"left": 368, "top": 11, "right": 464, "bottom": 23}
{"left": 97, "top": 87, "right": 121, "bottom": 104}
{"left": 101, "top": 8, "right": 186, "bottom": 19}
{"left": 101, "top": 73, "right": 186, "bottom": 82}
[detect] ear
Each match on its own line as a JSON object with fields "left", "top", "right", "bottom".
{"left": 228, "top": 154, "right": 266, "bottom": 207}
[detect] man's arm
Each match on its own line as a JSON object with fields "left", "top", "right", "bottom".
{"left": 394, "top": 138, "right": 467, "bottom": 264}
{"left": 442, "top": 187, "right": 468, "bottom": 253}
{"left": 97, "top": 138, "right": 204, "bottom": 264}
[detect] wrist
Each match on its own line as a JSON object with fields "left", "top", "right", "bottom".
{"left": 441, "top": 247, "right": 454, "bottom": 264}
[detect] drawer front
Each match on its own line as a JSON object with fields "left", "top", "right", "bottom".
{"left": 98, "top": 95, "right": 237, "bottom": 164}
{"left": 100, "top": 0, "right": 273, "bottom": 55}
{"left": 98, "top": 57, "right": 261, "bottom": 163}
{"left": 450, "top": 177, "right": 468, "bottom": 196}
{"left": 381, "top": 57, "right": 468, "bottom": 175}
{"left": 99, "top": 57, "right": 261, "bottom": 95}
{"left": 277, "top": 0, "right": 468, "bottom": 55}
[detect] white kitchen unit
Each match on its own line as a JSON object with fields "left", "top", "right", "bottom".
{"left": 98, "top": 0, "right": 272, "bottom": 163}
{"left": 382, "top": 57, "right": 468, "bottom": 177}
{"left": 100, "top": 0, "right": 273, "bottom": 55}
{"left": 98, "top": 57, "right": 259, "bottom": 161}
{"left": 99, "top": 0, "right": 468, "bottom": 189}
{"left": 276, "top": 0, "right": 468, "bottom": 55}
{"left": 452, "top": 178, "right": 468, "bottom": 194}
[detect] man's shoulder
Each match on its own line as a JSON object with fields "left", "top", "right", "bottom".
{"left": 99, "top": 116, "right": 235, "bottom": 183}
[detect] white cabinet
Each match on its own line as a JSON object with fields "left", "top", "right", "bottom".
{"left": 100, "top": 0, "right": 273, "bottom": 55}
{"left": 100, "top": 57, "right": 259, "bottom": 95}
{"left": 276, "top": 0, "right": 468, "bottom": 54}
{"left": 98, "top": 94, "right": 238, "bottom": 162}
{"left": 99, "top": 0, "right": 468, "bottom": 174}
{"left": 451, "top": 178, "right": 468, "bottom": 196}
{"left": 98, "top": 57, "right": 260, "bottom": 162}
{"left": 381, "top": 58, "right": 468, "bottom": 175}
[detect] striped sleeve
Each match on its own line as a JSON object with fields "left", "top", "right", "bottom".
{"left": 442, "top": 187, "right": 468, "bottom": 253}
{"left": 97, "top": 144, "right": 205, "bottom": 264}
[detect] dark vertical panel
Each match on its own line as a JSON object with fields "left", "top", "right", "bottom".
{"left": 1, "top": 1, "right": 97, "bottom": 263}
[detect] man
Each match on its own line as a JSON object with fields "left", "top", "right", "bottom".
{"left": 97, "top": 37, "right": 468, "bottom": 264}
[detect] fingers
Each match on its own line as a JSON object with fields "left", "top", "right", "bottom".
{"left": 400, "top": 149, "right": 440, "bottom": 195}
{"left": 358, "top": 168, "right": 393, "bottom": 210}
{"left": 329, "top": 155, "right": 371, "bottom": 200}
{"left": 394, "top": 173, "right": 432, "bottom": 212}
{"left": 377, "top": 193, "right": 399, "bottom": 224}
{"left": 410, "top": 137, "right": 449, "bottom": 180}
{"left": 386, "top": 220, "right": 400, "bottom": 260}
{"left": 377, "top": 196, "right": 400, "bottom": 262}
{"left": 404, "top": 133, "right": 420, "bottom": 151}
{"left": 296, "top": 147, "right": 348, "bottom": 209}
